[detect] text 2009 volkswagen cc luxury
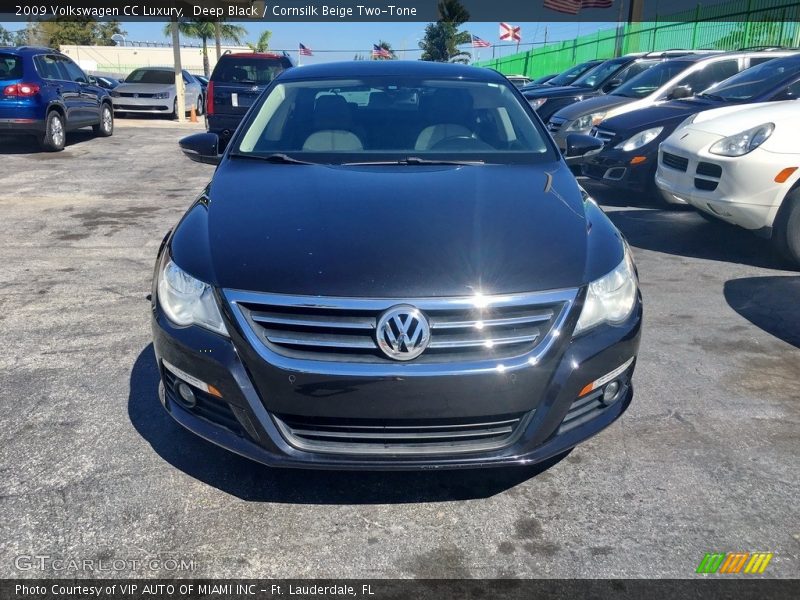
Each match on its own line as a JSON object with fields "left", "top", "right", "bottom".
{"left": 152, "top": 61, "right": 642, "bottom": 470}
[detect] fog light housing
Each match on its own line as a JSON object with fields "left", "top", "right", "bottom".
{"left": 602, "top": 381, "right": 621, "bottom": 405}
{"left": 175, "top": 382, "right": 197, "bottom": 408}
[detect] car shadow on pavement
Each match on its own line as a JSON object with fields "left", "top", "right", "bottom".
{"left": 606, "top": 208, "right": 796, "bottom": 270}
{"left": 129, "top": 344, "right": 564, "bottom": 503}
{"left": 0, "top": 131, "right": 96, "bottom": 154}
{"left": 724, "top": 276, "right": 800, "bottom": 349}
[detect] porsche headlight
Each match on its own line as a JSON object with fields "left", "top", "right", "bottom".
{"left": 567, "top": 112, "right": 606, "bottom": 132}
{"left": 574, "top": 245, "right": 638, "bottom": 335}
{"left": 157, "top": 255, "right": 228, "bottom": 336}
{"left": 709, "top": 123, "right": 774, "bottom": 157}
{"left": 615, "top": 127, "right": 664, "bottom": 152}
{"left": 528, "top": 97, "right": 547, "bottom": 110}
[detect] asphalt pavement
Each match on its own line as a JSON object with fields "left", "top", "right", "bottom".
{"left": 0, "top": 123, "right": 798, "bottom": 578}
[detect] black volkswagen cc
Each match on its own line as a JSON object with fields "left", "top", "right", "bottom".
{"left": 152, "top": 61, "right": 642, "bottom": 470}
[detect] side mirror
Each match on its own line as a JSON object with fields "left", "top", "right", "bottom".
{"left": 179, "top": 132, "right": 221, "bottom": 165}
{"left": 603, "top": 78, "right": 623, "bottom": 92}
{"left": 564, "top": 133, "right": 604, "bottom": 161}
{"left": 668, "top": 85, "right": 692, "bottom": 100}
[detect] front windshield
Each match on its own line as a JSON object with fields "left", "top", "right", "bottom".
{"left": 126, "top": 69, "right": 174, "bottom": 84}
{"left": 700, "top": 56, "right": 800, "bottom": 101}
{"left": 612, "top": 61, "right": 691, "bottom": 98}
{"left": 572, "top": 59, "right": 627, "bottom": 88}
{"left": 547, "top": 62, "right": 599, "bottom": 87}
{"left": 234, "top": 76, "right": 553, "bottom": 164}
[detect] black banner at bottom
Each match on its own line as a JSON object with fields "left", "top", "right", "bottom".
{"left": 2, "top": 579, "right": 799, "bottom": 600}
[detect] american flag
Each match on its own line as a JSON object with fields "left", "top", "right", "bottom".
{"left": 299, "top": 43, "right": 313, "bottom": 56}
{"left": 472, "top": 36, "right": 492, "bottom": 48}
{"left": 371, "top": 44, "right": 393, "bottom": 59}
{"left": 499, "top": 22, "right": 522, "bottom": 42}
{"left": 544, "top": 0, "right": 612, "bottom": 15}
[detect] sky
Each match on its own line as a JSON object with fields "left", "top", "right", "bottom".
{"left": 1, "top": 21, "right": 615, "bottom": 63}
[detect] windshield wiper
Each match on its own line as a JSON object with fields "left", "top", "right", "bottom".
{"left": 230, "top": 153, "right": 315, "bottom": 165}
{"left": 344, "top": 157, "right": 485, "bottom": 166}
{"left": 698, "top": 93, "right": 725, "bottom": 101}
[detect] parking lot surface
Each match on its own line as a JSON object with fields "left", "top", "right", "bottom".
{"left": 1, "top": 124, "right": 798, "bottom": 578}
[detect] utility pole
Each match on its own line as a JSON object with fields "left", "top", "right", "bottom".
{"left": 171, "top": 19, "right": 185, "bottom": 123}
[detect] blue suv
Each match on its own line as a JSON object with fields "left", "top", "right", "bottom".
{"left": 0, "top": 46, "right": 113, "bottom": 151}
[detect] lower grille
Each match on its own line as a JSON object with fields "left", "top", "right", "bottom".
{"left": 558, "top": 389, "right": 606, "bottom": 434}
{"left": 225, "top": 289, "right": 575, "bottom": 366}
{"left": 661, "top": 151, "right": 689, "bottom": 172}
{"left": 162, "top": 368, "right": 245, "bottom": 436}
{"left": 696, "top": 162, "right": 722, "bottom": 178}
{"left": 694, "top": 178, "right": 719, "bottom": 191}
{"left": 273, "top": 412, "right": 530, "bottom": 455}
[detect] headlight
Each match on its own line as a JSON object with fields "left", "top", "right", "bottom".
{"left": 574, "top": 245, "right": 638, "bottom": 335}
{"left": 615, "top": 127, "right": 664, "bottom": 152}
{"left": 153, "top": 92, "right": 171, "bottom": 99}
{"left": 157, "top": 256, "right": 228, "bottom": 336}
{"left": 528, "top": 97, "right": 547, "bottom": 110}
{"left": 567, "top": 112, "right": 606, "bottom": 132}
{"left": 709, "top": 123, "right": 774, "bottom": 157}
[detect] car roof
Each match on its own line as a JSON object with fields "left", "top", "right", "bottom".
{"left": 1, "top": 46, "right": 57, "bottom": 55}
{"left": 279, "top": 60, "right": 510, "bottom": 83}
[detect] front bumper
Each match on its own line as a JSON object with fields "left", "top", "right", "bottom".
{"left": 581, "top": 146, "right": 657, "bottom": 191}
{"left": 150, "top": 288, "right": 642, "bottom": 470}
{"left": 112, "top": 96, "right": 173, "bottom": 113}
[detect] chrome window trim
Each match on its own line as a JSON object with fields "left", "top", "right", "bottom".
{"left": 222, "top": 288, "right": 578, "bottom": 377}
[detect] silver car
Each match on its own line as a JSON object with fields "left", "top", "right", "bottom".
{"left": 111, "top": 67, "right": 203, "bottom": 118}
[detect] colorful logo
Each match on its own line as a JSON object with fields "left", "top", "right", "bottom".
{"left": 696, "top": 552, "right": 774, "bottom": 574}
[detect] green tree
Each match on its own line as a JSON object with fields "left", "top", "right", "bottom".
{"left": 27, "top": 19, "right": 126, "bottom": 49}
{"left": 163, "top": 21, "right": 247, "bottom": 77}
{"left": 419, "top": 0, "right": 471, "bottom": 63}
{"left": 371, "top": 40, "right": 396, "bottom": 60}
{"left": 247, "top": 30, "right": 272, "bottom": 52}
{"left": 96, "top": 21, "right": 125, "bottom": 46}
{"left": 0, "top": 24, "right": 12, "bottom": 46}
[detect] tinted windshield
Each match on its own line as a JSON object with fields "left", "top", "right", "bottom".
{"left": 701, "top": 56, "right": 800, "bottom": 101}
{"left": 547, "top": 62, "right": 600, "bottom": 86}
{"left": 572, "top": 59, "right": 628, "bottom": 88}
{"left": 234, "top": 76, "right": 552, "bottom": 164}
{"left": 126, "top": 69, "right": 174, "bottom": 84}
{"left": 212, "top": 56, "right": 290, "bottom": 84}
{"left": 0, "top": 54, "right": 23, "bottom": 81}
{"left": 612, "top": 61, "right": 691, "bottom": 98}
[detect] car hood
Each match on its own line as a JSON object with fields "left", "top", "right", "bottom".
{"left": 169, "top": 161, "right": 621, "bottom": 298}
{"left": 552, "top": 95, "right": 634, "bottom": 121}
{"left": 682, "top": 101, "right": 789, "bottom": 136}
{"left": 601, "top": 97, "right": 718, "bottom": 133}
{"left": 523, "top": 85, "right": 594, "bottom": 100}
{"left": 115, "top": 82, "right": 174, "bottom": 94}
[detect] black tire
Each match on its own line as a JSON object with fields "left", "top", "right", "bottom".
{"left": 40, "top": 110, "right": 65, "bottom": 152}
{"left": 196, "top": 95, "right": 204, "bottom": 116}
{"left": 93, "top": 104, "right": 114, "bottom": 137}
{"left": 773, "top": 187, "right": 800, "bottom": 266}
{"left": 171, "top": 98, "right": 179, "bottom": 120}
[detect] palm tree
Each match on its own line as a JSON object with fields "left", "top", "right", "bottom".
{"left": 371, "top": 40, "right": 396, "bottom": 60}
{"left": 419, "top": 0, "right": 471, "bottom": 63}
{"left": 163, "top": 21, "right": 247, "bottom": 77}
{"left": 247, "top": 30, "right": 272, "bottom": 53}
{"left": 437, "top": 0, "right": 470, "bottom": 25}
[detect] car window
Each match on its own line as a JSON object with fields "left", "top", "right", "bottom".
{"left": 701, "top": 56, "right": 800, "bottom": 101}
{"left": 60, "top": 58, "right": 88, "bottom": 83}
{"left": 679, "top": 60, "right": 739, "bottom": 95}
{"left": 611, "top": 61, "right": 691, "bottom": 98}
{"left": 0, "top": 53, "right": 23, "bottom": 81}
{"left": 235, "top": 76, "right": 553, "bottom": 164}
{"left": 126, "top": 69, "right": 175, "bottom": 84}
{"left": 545, "top": 62, "right": 599, "bottom": 87}
{"left": 605, "top": 59, "right": 659, "bottom": 89}
{"left": 33, "top": 55, "right": 62, "bottom": 80}
{"left": 572, "top": 59, "right": 628, "bottom": 88}
{"left": 212, "top": 56, "right": 290, "bottom": 85}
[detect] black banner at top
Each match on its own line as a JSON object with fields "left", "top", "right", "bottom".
{"left": 1, "top": 0, "right": 797, "bottom": 22}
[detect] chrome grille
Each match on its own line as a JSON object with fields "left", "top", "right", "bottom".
{"left": 273, "top": 411, "right": 531, "bottom": 455}
{"left": 225, "top": 289, "right": 576, "bottom": 368}
{"left": 592, "top": 127, "right": 616, "bottom": 143}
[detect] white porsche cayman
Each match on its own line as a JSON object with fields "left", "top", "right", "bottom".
{"left": 655, "top": 100, "right": 800, "bottom": 264}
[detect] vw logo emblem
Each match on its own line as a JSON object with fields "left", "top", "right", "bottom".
{"left": 133, "top": 93, "right": 138, "bottom": 98}
{"left": 376, "top": 305, "right": 431, "bottom": 361}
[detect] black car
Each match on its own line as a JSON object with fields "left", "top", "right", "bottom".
{"left": 206, "top": 51, "right": 293, "bottom": 147}
{"left": 155, "top": 60, "right": 642, "bottom": 470}
{"left": 521, "top": 60, "right": 604, "bottom": 93}
{"left": 522, "top": 53, "right": 692, "bottom": 122}
{"left": 581, "top": 53, "right": 800, "bottom": 200}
